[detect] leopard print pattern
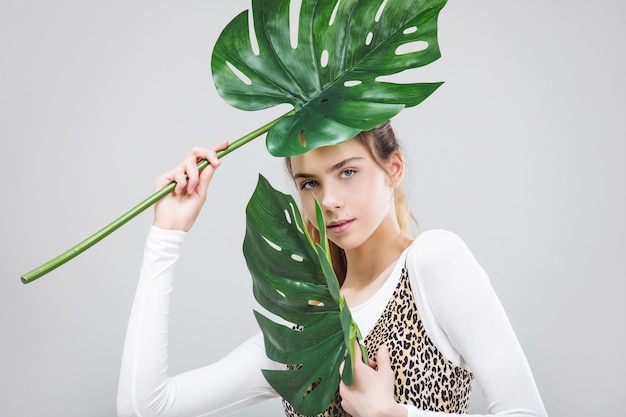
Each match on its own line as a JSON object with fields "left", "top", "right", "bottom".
{"left": 283, "top": 266, "right": 473, "bottom": 416}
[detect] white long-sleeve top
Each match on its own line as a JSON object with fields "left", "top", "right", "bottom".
{"left": 117, "top": 226, "right": 548, "bottom": 417}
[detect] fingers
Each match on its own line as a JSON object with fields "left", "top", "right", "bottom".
{"left": 155, "top": 141, "right": 229, "bottom": 194}
{"left": 376, "top": 344, "right": 391, "bottom": 373}
{"left": 343, "top": 343, "right": 391, "bottom": 381}
{"left": 196, "top": 140, "right": 228, "bottom": 198}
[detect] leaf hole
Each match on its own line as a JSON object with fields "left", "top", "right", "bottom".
{"left": 290, "top": 0, "right": 302, "bottom": 49}
{"left": 403, "top": 26, "right": 418, "bottom": 35}
{"left": 262, "top": 236, "right": 282, "bottom": 251}
{"left": 303, "top": 377, "right": 322, "bottom": 399}
{"left": 395, "top": 41, "right": 429, "bottom": 55}
{"left": 344, "top": 80, "right": 362, "bottom": 87}
{"left": 365, "top": 32, "right": 373, "bottom": 45}
{"left": 329, "top": 0, "right": 340, "bottom": 25}
{"left": 284, "top": 209, "right": 292, "bottom": 224}
{"left": 276, "top": 289, "right": 286, "bottom": 298}
{"left": 291, "top": 254, "right": 304, "bottom": 262}
{"left": 320, "top": 49, "right": 329, "bottom": 68}
{"left": 375, "top": 0, "right": 388, "bottom": 22}
{"left": 298, "top": 130, "right": 306, "bottom": 147}
{"left": 290, "top": 202, "right": 304, "bottom": 233}
{"left": 226, "top": 61, "right": 252, "bottom": 85}
{"left": 248, "top": 9, "right": 260, "bottom": 55}
{"left": 308, "top": 300, "right": 325, "bottom": 307}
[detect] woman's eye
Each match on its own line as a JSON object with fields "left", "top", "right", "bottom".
{"left": 301, "top": 180, "right": 318, "bottom": 190}
{"left": 340, "top": 169, "right": 355, "bottom": 179}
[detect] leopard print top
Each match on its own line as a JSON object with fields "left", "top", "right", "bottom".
{"left": 282, "top": 265, "right": 473, "bottom": 416}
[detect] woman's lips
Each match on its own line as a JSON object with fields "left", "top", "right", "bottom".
{"left": 327, "top": 219, "right": 354, "bottom": 234}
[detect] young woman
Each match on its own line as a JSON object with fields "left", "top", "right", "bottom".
{"left": 116, "top": 121, "right": 548, "bottom": 417}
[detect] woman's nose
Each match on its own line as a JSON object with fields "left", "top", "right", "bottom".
{"left": 319, "top": 185, "right": 343, "bottom": 211}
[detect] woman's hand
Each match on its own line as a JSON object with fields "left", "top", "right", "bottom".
{"left": 153, "top": 141, "right": 228, "bottom": 232}
{"left": 339, "top": 344, "right": 407, "bottom": 417}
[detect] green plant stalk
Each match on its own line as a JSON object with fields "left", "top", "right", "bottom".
{"left": 21, "top": 109, "right": 294, "bottom": 284}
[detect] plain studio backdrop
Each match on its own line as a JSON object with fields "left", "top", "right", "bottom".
{"left": 1, "top": 1, "right": 624, "bottom": 416}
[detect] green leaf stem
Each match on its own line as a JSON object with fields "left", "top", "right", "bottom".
{"left": 20, "top": 111, "right": 292, "bottom": 284}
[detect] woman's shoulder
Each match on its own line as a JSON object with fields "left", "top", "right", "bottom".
{"left": 410, "top": 229, "right": 472, "bottom": 263}
{"left": 407, "top": 229, "right": 485, "bottom": 287}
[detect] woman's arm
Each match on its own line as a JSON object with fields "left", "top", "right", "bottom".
{"left": 405, "top": 229, "right": 548, "bottom": 417}
{"left": 116, "top": 144, "right": 279, "bottom": 417}
{"left": 333, "top": 229, "right": 548, "bottom": 417}
{"left": 116, "top": 227, "right": 278, "bottom": 417}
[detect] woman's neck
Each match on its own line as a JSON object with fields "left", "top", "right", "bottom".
{"left": 340, "top": 215, "right": 412, "bottom": 307}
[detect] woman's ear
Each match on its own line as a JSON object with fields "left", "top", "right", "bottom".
{"left": 386, "top": 151, "right": 404, "bottom": 187}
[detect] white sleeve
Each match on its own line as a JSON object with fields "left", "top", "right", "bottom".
{"left": 116, "top": 226, "right": 280, "bottom": 417}
{"left": 404, "top": 230, "right": 548, "bottom": 417}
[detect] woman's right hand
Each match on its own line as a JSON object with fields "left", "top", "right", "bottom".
{"left": 153, "top": 141, "right": 228, "bottom": 232}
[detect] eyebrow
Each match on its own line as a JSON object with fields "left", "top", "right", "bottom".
{"left": 293, "top": 157, "right": 364, "bottom": 179}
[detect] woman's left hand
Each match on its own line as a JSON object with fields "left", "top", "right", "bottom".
{"left": 339, "top": 344, "right": 407, "bottom": 417}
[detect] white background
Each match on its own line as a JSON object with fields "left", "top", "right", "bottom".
{"left": 1, "top": 1, "right": 624, "bottom": 416}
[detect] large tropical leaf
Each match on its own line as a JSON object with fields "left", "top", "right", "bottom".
{"left": 243, "top": 174, "right": 366, "bottom": 415}
{"left": 20, "top": 0, "right": 448, "bottom": 284}
{"left": 212, "top": 0, "right": 448, "bottom": 156}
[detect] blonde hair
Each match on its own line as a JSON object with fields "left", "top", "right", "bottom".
{"left": 285, "top": 120, "right": 418, "bottom": 283}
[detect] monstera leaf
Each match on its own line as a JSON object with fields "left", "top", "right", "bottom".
{"left": 21, "top": 0, "right": 448, "bottom": 288}
{"left": 243, "top": 174, "right": 367, "bottom": 415}
{"left": 212, "top": 0, "right": 448, "bottom": 156}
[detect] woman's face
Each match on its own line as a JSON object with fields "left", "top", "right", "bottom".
{"left": 290, "top": 138, "right": 400, "bottom": 251}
